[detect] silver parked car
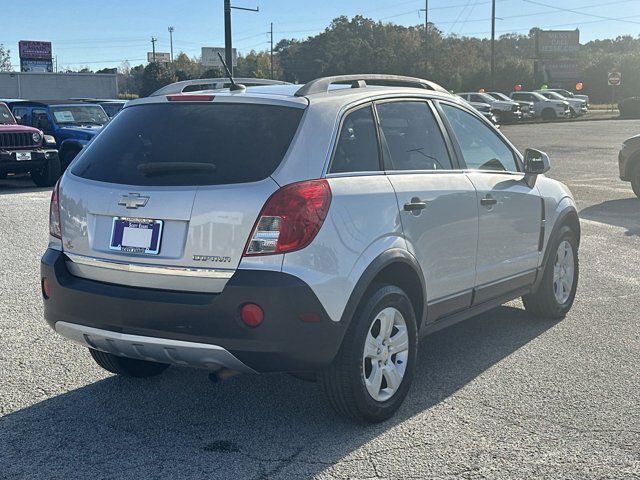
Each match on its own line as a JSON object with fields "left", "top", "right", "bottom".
{"left": 41, "top": 74, "right": 580, "bottom": 422}
{"left": 457, "top": 91, "right": 522, "bottom": 123}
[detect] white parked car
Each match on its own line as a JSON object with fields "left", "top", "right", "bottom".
{"left": 546, "top": 88, "right": 589, "bottom": 108}
{"left": 41, "top": 74, "right": 580, "bottom": 423}
{"left": 457, "top": 92, "right": 522, "bottom": 122}
{"left": 511, "top": 91, "right": 571, "bottom": 120}
{"left": 487, "top": 91, "right": 535, "bottom": 118}
{"left": 535, "top": 90, "right": 587, "bottom": 117}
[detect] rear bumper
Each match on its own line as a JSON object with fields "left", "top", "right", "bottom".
{"left": 41, "top": 249, "right": 346, "bottom": 373}
{"left": 0, "top": 149, "right": 58, "bottom": 173}
{"left": 619, "top": 147, "right": 632, "bottom": 181}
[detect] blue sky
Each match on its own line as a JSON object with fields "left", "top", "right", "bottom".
{"left": 3, "top": 0, "right": 640, "bottom": 70}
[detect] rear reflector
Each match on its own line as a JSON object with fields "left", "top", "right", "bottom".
{"left": 240, "top": 303, "right": 264, "bottom": 327}
{"left": 166, "top": 94, "right": 215, "bottom": 102}
{"left": 41, "top": 278, "right": 51, "bottom": 299}
{"left": 244, "top": 179, "right": 331, "bottom": 256}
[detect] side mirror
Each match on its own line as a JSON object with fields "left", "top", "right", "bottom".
{"left": 524, "top": 148, "right": 550, "bottom": 175}
{"left": 523, "top": 148, "right": 550, "bottom": 186}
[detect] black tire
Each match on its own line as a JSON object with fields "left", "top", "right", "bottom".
{"left": 523, "top": 225, "right": 579, "bottom": 319}
{"left": 89, "top": 348, "right": 169, "bottom": 377}
{"left": 631, "top": 162, "right": 640, "bottom": 199}
{"left": 319, "top": 284, "right": 418, "bottom": 423}
{"left": 31, "top": 157, "right": 61, "bottom": 187}
{"left": 61, "top": 148, "right": 80, "bottom": 171}
{"left": 541, "top": 108, "right": 557, "bottom": 121}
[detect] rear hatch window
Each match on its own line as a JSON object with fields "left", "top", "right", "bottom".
{"left": 71, "top": 103, "right": 304, "bottom": 186}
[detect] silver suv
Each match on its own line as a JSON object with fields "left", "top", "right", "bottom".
{"left": 41, "top": 75, "right": 580, "bottom": 423}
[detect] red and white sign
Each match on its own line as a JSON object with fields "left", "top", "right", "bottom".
{"left": 608, "top": 72, "right": 621, "bottom": 86}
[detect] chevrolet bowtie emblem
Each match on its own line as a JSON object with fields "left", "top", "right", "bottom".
{"left": 118, "top": 193, "right": 149, "bottom": 209}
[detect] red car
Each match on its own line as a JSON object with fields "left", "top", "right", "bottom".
{"left": 0, "top": 102, "right": 60, "bottom": 187}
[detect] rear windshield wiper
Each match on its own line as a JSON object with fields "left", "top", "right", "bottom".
{"left": 137, "top": 162, "right": 217, "bottom": 176}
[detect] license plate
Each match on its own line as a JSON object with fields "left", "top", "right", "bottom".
{"left": 109, "top": 217, "right": 163, "bottom": 255}
{"left": 15, "top": 152, "right": 31, "bottom": 161}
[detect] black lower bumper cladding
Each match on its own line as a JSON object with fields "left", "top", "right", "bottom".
{"left": 41, "top": 249, "right": 347, "bottom": 372}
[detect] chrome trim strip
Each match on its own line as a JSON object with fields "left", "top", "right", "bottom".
{"left": 55, "top": 321, "right": 256, "bottom": 373}
{"left": 64, "top": 253, "right": 234, "bottom": 279}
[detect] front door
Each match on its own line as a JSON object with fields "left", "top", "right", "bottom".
{"left": 376, "top": 100, "right": 479, "bottom": 319}
{"left": 438, "top": 102, "right": 542, "bottom": 300}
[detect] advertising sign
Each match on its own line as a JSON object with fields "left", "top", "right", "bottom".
{"left": 201, "top": 47, "right": 237, "bottom": 67}
{"left": 19, "top": 40, "right": 53, "bottom": 72}
{"left": 18, "top": 40, "right": 52, "bottom": 60}
{"left": 147, "top": 52, "right": 171, "bottom": 63}
{"left": 537, "top": 30, "right": 580, "bottom": 56}
{"left": 539, "top": 60, "right": 581, "bottom": 81}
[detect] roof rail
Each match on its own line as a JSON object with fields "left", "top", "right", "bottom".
{"left": 151, "top": 78, "right": 292, "bottom": 96}
{"left": 294, "top": 74, "right": 449, "bottom": 97}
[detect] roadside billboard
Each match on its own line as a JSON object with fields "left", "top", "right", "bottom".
{"left": 536, "top": 30, "right": 580, "bottom": 56}
{"left": 202, "top": 47, "right": 237, "bottom": 67}
{"left": 19, "top": 40, "right": 53, "bottom": 72}
{"left": 147, "top": 52, "right": 171, "bottom": 63}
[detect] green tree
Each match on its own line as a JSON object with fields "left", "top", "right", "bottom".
{"left": 0, "top": 44, "right": 11, "bottom": 72}
{"left": 140, "top": 62, "right": 176, "bottom": 97}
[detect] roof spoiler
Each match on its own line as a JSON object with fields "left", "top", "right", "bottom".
{"left": 294, "top": 74, "right": 449, "bottom": 97}
{"left": 151, "top": 78, "right": 292, "bottom": 97}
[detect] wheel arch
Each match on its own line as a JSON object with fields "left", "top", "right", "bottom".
{"left": 340, "top": 248, "right": 427, "bottom": 331}
{"left": 535, "top": 205, "right": 580, "bottom": 290}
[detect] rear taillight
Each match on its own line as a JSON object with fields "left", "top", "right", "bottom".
{"left": 49, "top": 180, "right": 62, "bottom": 239}
{"left": 244, "top": 179, "right": 331, "bottom": 256}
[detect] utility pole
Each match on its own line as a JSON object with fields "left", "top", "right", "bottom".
{"left": 168, "top": 26, "right": 174, "bottom": 62}
{"left": 151, "top": 36, "right": 157, "bottom": 63}
{"left": 270, "top": 22, "right": 274, "bottom": 79}
{"left": 420, "top": 0, "right": 429, "bottom": 70}
{"left": 223, "top": 0, "right": 259, "bottom": 76}
{"left": 490, "top": 0, "right": 496, "bottom": 90}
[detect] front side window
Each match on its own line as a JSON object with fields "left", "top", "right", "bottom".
{"left": 440, "top": 104, "right": 518, "bottom": 172}
{"left": 377, "top": 101, "right": 452, "bottom": 171}
{"left": 330, "top": 105, "right": 380, "bottom": 173}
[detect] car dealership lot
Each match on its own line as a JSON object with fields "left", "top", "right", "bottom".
{"left": 1, "top": 120, "right": 638, "bottom": 479}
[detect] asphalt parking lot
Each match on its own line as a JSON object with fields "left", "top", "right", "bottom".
{"left": 1, "top": 119, "right": 639, "bottom": 479}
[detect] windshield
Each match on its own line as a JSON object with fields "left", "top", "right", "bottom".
{"left": 71, "top": 103, "right": 304, "bottom": 186}
{"left": 51, "top": 105, "right": 109, "bottom": 125}
{"left": 0, "top": 104, "right": 15, "bottom": 125}
{"left": 554, "top": 89, "right": 573, "bottom": 97}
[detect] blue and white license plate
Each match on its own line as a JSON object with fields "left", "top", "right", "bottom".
{"left": 109, "top": 217, "right": 163, "bottom": 255}
{"left": 15, "top": 152, "right": 31, "bottom": 161}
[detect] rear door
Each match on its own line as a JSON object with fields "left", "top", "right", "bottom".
{"left": 62, "top": 99, "right": 304, "bottom": 292}
{"left": 377, "top": 99, "right": 479, "bottom": 320}
{"left": 438, "top": 102, "right": 542, "bottom": 302}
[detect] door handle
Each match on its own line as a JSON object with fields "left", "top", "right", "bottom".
{"left": 480, "top": 195, "right": 498, "bottom": 206}
{"left": 403, "top": 198, "right": 427, "bottom": 212}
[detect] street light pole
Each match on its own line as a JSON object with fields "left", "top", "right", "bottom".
{"left": 270, "top": 22, "right": 274, "bottom": 79}
{"left": 223, "top": 0, "right": 259, "bottom": 76}
{"left": 168, "top": 26, "right": 174, "bottom": 62}
{"left": 420, "top": 0, "right": 429, "bottom": 72}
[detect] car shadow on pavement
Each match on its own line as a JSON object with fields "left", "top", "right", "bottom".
{"left": 1, "top": 306, "right": 559, "bottom": 479}
{"left": 0, "top": 177, "right": 50, "bottom": 195}
{"left": 579, "top": 197, "right": 640, "bottom": 236}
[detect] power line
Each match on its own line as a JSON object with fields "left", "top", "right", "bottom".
{"left": 522, "top": 0, "right": 640, "bottom": 25}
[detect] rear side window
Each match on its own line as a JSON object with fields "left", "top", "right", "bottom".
{"left": 71, "top": 103, "right": 304, "bottom": 186}
{"left": 377, "top": 101, "right": 452, "bottom": 171}
{"left": 329, "top": 106, "right": 380, "bottom": 174}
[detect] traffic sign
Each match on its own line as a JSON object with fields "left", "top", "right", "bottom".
{"left": 608, "top": 72, "right": 621, "bottom": 86}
